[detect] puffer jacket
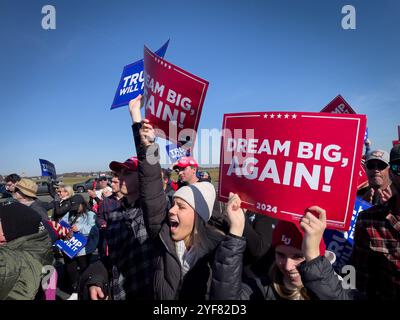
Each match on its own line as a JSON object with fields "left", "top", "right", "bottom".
{"left": 134, "top": 124, "right": 223, "bottom": 300}
{"left": 211, "top": 234, "right": 363, "bottom": 300}
{"left": 0, "top": 231, "right": 53, "bottom": 300}
{"left": 153, "top": 220, "right": 221, "bottom": 300}
{"left": 297, "top": 256, "right": 364, "bottom": 300}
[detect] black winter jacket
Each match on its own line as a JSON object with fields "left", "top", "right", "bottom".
{"left": 211, "top": 234, "right": 363, "bottom": 300}
{"left": 79, "top": 260, "right": 109, "bottom": 300}
{"left": 50, "top": 198, "right": 72, "bottom": 221}
{"left": 164, "top": 183, "right": 175, "bottom": 210}
{"left": 151, "top": 223, "right": 217, "bottom": 300}
{"left": 134, "top": 124, "right": 223, "bottom": 300}
{"left": 242, "top": 213, "right": 276, "bottom": 266}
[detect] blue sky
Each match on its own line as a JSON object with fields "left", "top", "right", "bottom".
{"left": 1, "top": 0, "right": 399, "bottom": 176}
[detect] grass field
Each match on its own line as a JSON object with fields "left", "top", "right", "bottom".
{"left": 61, "top": 176, "right": 90, "bottom": 186}
{"left": 199, "top": 167, "right": 220, "bottom": 182}
{"left": 59, "top": 168, "right": 220, "bottom": 187}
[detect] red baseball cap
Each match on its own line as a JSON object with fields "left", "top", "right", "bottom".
{"left": 172, "top": 156, "right": 198, "bottom": 170}
{"left": 109, "top": 156, "right": 138, "bottom": 172}
{"left": 272, "top": 220, "right": 326, "bottom": 256}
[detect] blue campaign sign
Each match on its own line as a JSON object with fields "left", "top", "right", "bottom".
{"left": 323, "top": 197, "right": 372, "bottom": 273}
{"left": 166, "top": 143, "right": 191, "bottom": 162}
{"left": 54, "top": 221, "right": 87, "bottom": 258}
{"left": 364, "top": 127, "right": 368, "bottom": 143}
{"left": 111, "top": 40, "right": 170, "bottom": 110}
{"left": 39, "top": 159, "right": 57, "bottom": 179}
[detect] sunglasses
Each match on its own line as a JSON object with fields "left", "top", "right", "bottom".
{"left": 366, "top": 161, "right": 388, "bottom": 171}
{"left": 390, "top": 163, "right": 400, "bottom": 176}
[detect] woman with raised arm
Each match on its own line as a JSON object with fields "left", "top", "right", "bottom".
{"left": 129, "top": 95, "right": 225, "bottom": 300}
{"left": 211, "top": 193, "right": 363, "bottom": 300}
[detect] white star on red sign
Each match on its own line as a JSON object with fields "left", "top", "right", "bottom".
{"left": 270, "top": 114, "right": 275, "bottom": 119}
{"left": 292, "top": 114, "right": 297, "bottom": 119}
{"left": 264, "top": 114, "right": 268, "bottom": 119}
{"left": 284, "top": 114, "right": 289, "bottom": 119}
{"left": 277, "top": 114, "right": 282, "bottom": 119}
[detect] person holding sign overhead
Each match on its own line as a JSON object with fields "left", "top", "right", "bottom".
{"left": 130, "top": 95, "right": 228, "bottom": 299}
{"left": 210, "top": 193, "right": 362, "bottom": 300}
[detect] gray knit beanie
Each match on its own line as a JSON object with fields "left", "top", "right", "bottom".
{"left": 173, "top": 182, "right": 216, "bottom": 222}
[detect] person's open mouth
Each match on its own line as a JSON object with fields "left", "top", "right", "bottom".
{"left": 169, "top": 217, "right": 180, "bottom": 233}
{"left": 287, "top": 272, "right": 300, "bottom": 282}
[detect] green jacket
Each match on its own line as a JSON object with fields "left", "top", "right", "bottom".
{"left": 0, "top": 231, "right": 53, "bottom": 300}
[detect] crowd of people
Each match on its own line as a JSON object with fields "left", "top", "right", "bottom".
{"left": 1, "top": 95, "right": 399, "bottom": 300}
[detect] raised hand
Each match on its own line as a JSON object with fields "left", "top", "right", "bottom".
{"left": 139, "top": 119, "right": 156, "bottom": 147}
{"left": 300, "top": 206, "right": 327, "bottom": 261}
{"left": 128, "top": 94, "right": 143, "bottom": 124}
{"left": 102, "top": 188, "right": 112, "bottom": 198}
{"left": 362, "top": 187, "right": 374, "bottom": 204}
{"left": 88, "top": 189, "right": 97, "bottom": 199}
{"left": 376, "top": 186, "right": 393, "bottom": 204}
{"left": 226, "top": 192, "right": 245, "bottom": 237}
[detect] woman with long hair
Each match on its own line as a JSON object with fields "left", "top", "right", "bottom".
{"left": 129, "top": 95, "right": 225, "bottom": 299}
{"left": 211, "top": 193, "right": 361, "bottom": 300}
{"left": 59, "top": 194, "right": 99, "bottom": 300}
{"left": 259, "top": 220, "right": 326, "bottom": 300}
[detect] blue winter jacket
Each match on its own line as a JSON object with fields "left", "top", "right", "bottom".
{"left": 61, "top": 210, "right": 99, "bottom": 256}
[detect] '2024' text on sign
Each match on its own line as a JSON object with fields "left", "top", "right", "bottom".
{"left": 218, "top": 111, "right": 366, "bottom": 231}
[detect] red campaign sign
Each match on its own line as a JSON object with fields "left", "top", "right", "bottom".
{"left": 218, "top": 112, "right": 367, "bottom": 231}
{"left": 356, "top": 157, "right": 368, "bottom": 189}
{"left": 321, "top": 95, "right": 357, "bottom": 114}
{"left": 320, "top": 95, "right": 368, "bottom": 190}
{"left": 393, "top": 140, "right": 400, "bottom": 146}
{"left": 357, "top": 162, "right": 368, "bottom": 189}
{"left": 143, "top": 46, "right": 209, "bottom": 146}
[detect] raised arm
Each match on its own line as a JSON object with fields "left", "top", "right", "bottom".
{"left": 299, "top": 206, "right": 364, "bottom": 300}
{"left": 211, "top": 193, "right": 248, "bottom": 300}
{"left": 129, "top": 95, "right": 167, "bottom": 238}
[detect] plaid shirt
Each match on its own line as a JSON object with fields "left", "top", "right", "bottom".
{"left": 97, "top": 195, "right": 122, "bottom": 225}
{"left": 106, "top": 200, "right": 156, "bottom": 300}
{"left": 352, "top": 196, "right": 400, "bottom": 300}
